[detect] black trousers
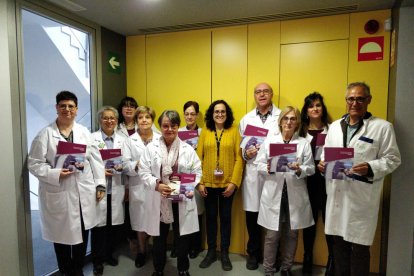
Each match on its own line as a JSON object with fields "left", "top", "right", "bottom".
{"left": 91, "top": 194, "right": 121, "bottom": 265}
{"left": 302, "top": 167, "right": 334, "bottom": 257}
{"left": 173, "top": 214, "right": 203, "bottom": 253}
{"left": 245, "top": 211, "right": 262, "bottom": 258}
{"left": 153, "top": 203, "right": 191, "bottom": 272}
{"left": 204, "top": 187, "right": 234, "bottom": 251}
{"left": 53, "top": 213, "right": 88, "bottom": 275}
{"left": 333, "top": 236, "right": 370, "bottom": 276}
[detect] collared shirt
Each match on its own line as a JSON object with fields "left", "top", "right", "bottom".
{"left": 101, "top": 131, "right": 114, "bottom": 149}
{"left": 256, "top": 105, "right": 273, "bottom": 124}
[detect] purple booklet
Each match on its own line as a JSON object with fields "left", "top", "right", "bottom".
{"left": 167, "top": 173, "right": 196, "bottom": 202}
{"left": 269, "top": 143, "right": 297, "bottom": 173}
{"left": 55, "top": 141, "right": 86, "bottom": 172}
{"left": 314, "top": 133, "right": 327, "bottom": 161}
{"left": 240, "top": 124, "right": 269, "bottom": 150}
{"left": 100, "top": 149, "right": 123, "bottom": 174}
{"left": 178, "top": 130, "right": 199, "bottom": 149}
{"left": 324, "top": 147, "right": 354, "bottom": 180}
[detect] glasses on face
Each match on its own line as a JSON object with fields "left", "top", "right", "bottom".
{"left": 161, "top": 124, "right": 178, "bottom": 130}
{"left": 102, "top": 117, "right": 117, "bottom": 122}
{"left": 214, "top": 110, "right": 226, "bottom": 115}
{"left": 282, "top": 116, "right": 297, "bottom": 122}
{"left": 254, "top": 89, "right": 272, "bottom": 95}
{"left": 123, "top": 105, "right": 136, "bottom": 109}
{"left": 346, "top": 97, "right": 369, "bottom": 104}
{"left": 58, "top": 104, "right": 77, "bottom": 111}
{"left": 184, "top": 112, "right": 197, "bottom": 117}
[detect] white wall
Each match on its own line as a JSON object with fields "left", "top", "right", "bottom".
{"left": 387, "top": 5, "right": 414, "bottom": 276}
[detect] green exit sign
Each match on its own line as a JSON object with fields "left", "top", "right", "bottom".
{"left": 108, "top": 52, "right": 121, "bottom": 74}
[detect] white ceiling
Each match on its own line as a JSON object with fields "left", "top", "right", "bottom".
{"left": 44, "top": 0, "right": 403, "bottom": 36}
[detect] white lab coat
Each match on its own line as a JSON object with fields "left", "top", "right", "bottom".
{"left": 255, "top": 133, "right": 315, "bottom": 231}
{"left": 138, "top": 138, "right": 202, "bottom": 236}
{"left": 28, "top": 122, "right": 105, "bottom": 245}
{"left": 238, "top": 104, "right": 281, "bottom": 211}
{"left": 322, "top": 115, "right": 401, "bottom": 245}
{"left": 92, "top": 130, "right": 126, "bottom": 226}
{"left": 122, "top": 132, "right": 161, "bottom": 231}
{"left": 178, "top": 126, "right": 204, "bottom": 215}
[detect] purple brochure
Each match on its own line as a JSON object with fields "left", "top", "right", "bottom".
{"left": 100, "top": 148, "right": 123, "bottom": 174}
{"left": 324, "top": 147, "right": 354, "bottom": 180}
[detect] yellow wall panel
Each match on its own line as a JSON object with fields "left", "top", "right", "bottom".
{"left": 280, "top": 40, "right": 349, "bottom": 120}
{"left": 146, "top": 30, "right": 211, "bottom": 127}
{"left": 212, "top": 26, "right": 248, "bottom": 124}
{"left": 247, "top": 22, "right": 281, "bottom": 111}
{"left": 126, "top": 35, "right": 147, "bottom": 105}
{"left": 348, "top": 10, "right": 391, "bottom": 120}
{"left": 281, "top": 14, "right": 349, "bottom": 44}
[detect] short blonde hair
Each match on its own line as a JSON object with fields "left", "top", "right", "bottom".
{"left": 135, "top": 106, "right": 156, "bottom": 121}
{"left": 278, "top": 106, "right": 301, "bottom": 133}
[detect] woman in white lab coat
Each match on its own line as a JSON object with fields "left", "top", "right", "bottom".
{"left": 255, "top": 106, "right": 314, "bottom": 276}
{"left": 28, "top": 91, "right": 105, "bottom": 276}
{"left": 139, "top": 110, "right": 202, "bottom": 276}
{"left": 90, "top": 106, "right": 126, "bottom": 275}
{"left": 122, "top": 105, "right": 160, "bottom": 268}
{"left": 298, "top": 92, "right": 334, "bottom": 276}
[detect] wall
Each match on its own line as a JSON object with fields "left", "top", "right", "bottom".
{"left": 387, "top": 5, "right": 414, "bottom": 276}
{"left": 127, "top": 10, "right": 392, "bottom": 273}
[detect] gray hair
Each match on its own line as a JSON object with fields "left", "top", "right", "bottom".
{"left": 158, "top": 110, "right": 181, "bottom": 127}
{"left": 346, "top": 82, "right": 371, "bottom": 97}
{"left": 97, "top": 106, "right": 119, "bottom": 119}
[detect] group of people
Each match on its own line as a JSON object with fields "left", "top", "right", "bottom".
{"left": 28, "top": 81, "right": 401, "bottom": 276}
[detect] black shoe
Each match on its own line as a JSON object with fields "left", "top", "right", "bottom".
{"left": 280, "top": 270, "right": 293, "bottom": 276}
{"left": 170, "top": 248, "right": 177, "bottom": 258}
{"left": 135, "top": 253, "right": 146, "bottom": 268}
{"left": 178, "top": 271, "right": 190, "bottom": 276}
{"left": 325, "top": 255, "right": 335, "bottom": 276}
{"left": 151, "top": 272, "right": 163, "bottom": 276}
{"left": 105, "top": 256, "right": 118, "bottom": 266}
{"left": 302, "top": 253, "right": 312, "bottom": 275}
{"left": 199, "top": 250, "right": 217, "bottom": 268}
{"left": 189, "top": 248, "right": 201, "bottom": 259}
{"left": 246, "top": 255, "right": 259, "bottom": 270}
{"left": 220, "top": 250, "right": 232, "bottom": 271}
{"left": 93, "top": 264, "right": 103, "bottom": 276}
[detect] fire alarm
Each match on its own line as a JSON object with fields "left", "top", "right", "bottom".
{"left": 364, "top": 20, "right": 380, "bottom": 34}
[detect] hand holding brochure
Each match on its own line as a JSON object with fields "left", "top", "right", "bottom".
{"left": 268, "top": 143, "right": 298, "bottom": 173}
{"left": 240, "top": 124, "right": 269, "bottom": 150}
{"left": 100, "top": 149, "right": 123, "bottom": 174}
{"left": 324, "top": 147, "right": 354, "bottom": 180}
{"left": 178, "top": 130, "right": 199, "bottom": 149}
{"left": 167, "top": 173, "right": 197, "bottom": 202}
{"left": 55, "top": 141, "right": 86, "bottom": 172}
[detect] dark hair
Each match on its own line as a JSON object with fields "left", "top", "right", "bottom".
{"left": 117, "top": 96, "right": 138, "bottom": 124}
{"left": 158, "top": 110, "right": 181, "bottom": 127}
{"left": 299, "top": 92, "right": 330, "bottom": 137}
{"left": 56, "top": 91, "right": 77, "bottom": 106}
{"left": 183, "top": 101, "right": 199, "bottom": 113}
{"left": 204, "top": 100, "right": 234, "bottom": 131}
{"left": 347, "top": 82, "right": 371, "bottom": 96}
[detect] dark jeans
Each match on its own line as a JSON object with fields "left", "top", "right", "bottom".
{"left": 153, "top": 203, "right": 191, "bottom": 272}
{"left": 91, "top": 194, "right": 121, "bottom": 265}
{"left": 245, "top": 211, "right": 262, "bottom": 258}
{"left": 174, "top": 214, "right": 203, "bottom": 253}
{"left": 333, "top": 236, "right": 370, "bottom": 276}
{"left": 302, "top": 167, "right": 334, "bottom": 257}
{"left": 204, "top": 187, "right": 234, "bottom": 251}
{"left": 53, "top": 213, "right": 88, "bottom": 274}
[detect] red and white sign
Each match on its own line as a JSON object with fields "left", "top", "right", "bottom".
{"left": 358, "top": 36, "right": 384, "bottom": 61}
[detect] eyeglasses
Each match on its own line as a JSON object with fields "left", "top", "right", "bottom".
{"left": 346, "top": 97, "right": 369, "bottom": 104}
{"left": 214, "top": 110, "right": 226, "bottom": 115}
{"left": 58, "top": 104, "right": 77, "bottom": 111}
{"left": 123, "top": 105, "right": 136, "bottom": 109}
{"left": 102, "top": 117, "right": 117, "bottom": 122}
{"left": 184, "top": 112, "right": 197, "bottom": 117}
{"left": 282, "top": 116, "right": 297, "bottom": 122}
{"left": 161, "top": 124, "right": 178, "bottom": 130}
{"left": 254, "top": 89, "right": 272, "bottom": 95}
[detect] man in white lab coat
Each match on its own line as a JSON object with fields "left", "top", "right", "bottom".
{"left": 238, "top": 82, "right": 281, "bottom": 270}
{"left": 318, "top": 82, "right": 401, "bottom": 275}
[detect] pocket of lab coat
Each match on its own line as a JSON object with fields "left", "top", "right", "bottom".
{"left": 129, "top": 185, "right": 144, "bottom": 203}
{"left": 45, "top": 191, "right": 67, "bottom": 214}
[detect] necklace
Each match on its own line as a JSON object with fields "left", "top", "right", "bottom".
{"left": 125, "top": 122, "right": 135, "bottom": 130}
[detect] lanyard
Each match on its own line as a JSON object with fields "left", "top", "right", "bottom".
{"left": 214, "top": 129, "right": 224, "bottom": 169}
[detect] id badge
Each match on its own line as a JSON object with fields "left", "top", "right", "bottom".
{"left": 214, "top": 169, "right": 224, "bottom": 176}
